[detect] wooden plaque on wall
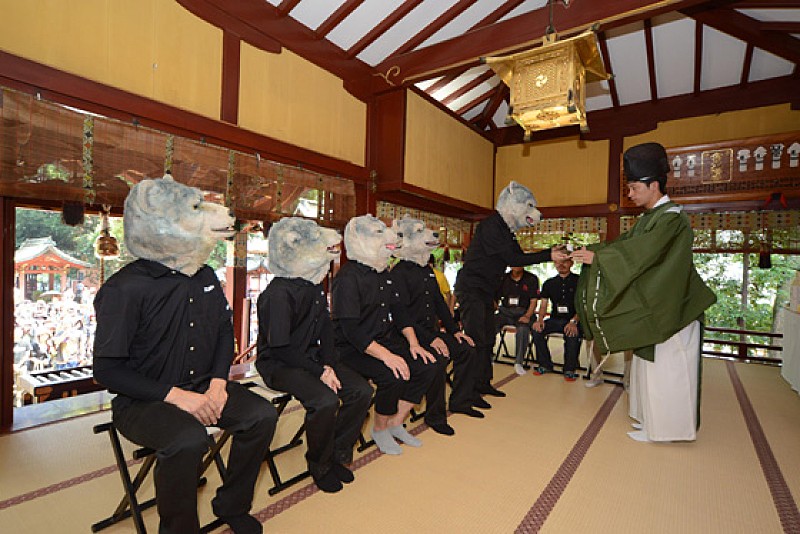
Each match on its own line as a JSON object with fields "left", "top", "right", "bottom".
{"left": 620, "top": 131, "right": 800, "bottom": 207}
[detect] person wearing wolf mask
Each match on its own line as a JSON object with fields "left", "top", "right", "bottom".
{"left": 454, "top": 181, "right": 569, "bottom": 397}
{"left": 256, "top": 217, "right": 372, "bottom": 493}
{"left": 390, "top": 215, "right": 487, "bottom": 434}
{"left": 571, "top": 143, "right": 716, "bottom": 442}
{"left": 93, "top": 176, "right": 276, "bottom": 534}
{"left": 331, "top": 215, "right": 438, "bottom": 455}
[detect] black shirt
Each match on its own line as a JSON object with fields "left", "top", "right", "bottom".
{"left": 256, "top": 277, "right": 335, "bottom": 377}
{"left": 331, "top": 260, "right": 411, "bottom": 354}
{"left": 93, "top": 259, "right": 233, "bottom": 406}
{"left": 455, "top": 212, "right": 551, "bottom": 299}
{"left": 540, "top": 272, "right": 580, "bottom": 320}
{"left": 498, "top": 271, "right": 540, "bottom": 310}
{"left": 389, "top": 260, "right": 459, "bottom": 346}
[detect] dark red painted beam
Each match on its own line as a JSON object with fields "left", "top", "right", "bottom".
{"left": 441, "top": 70, "right": 494, "bottom": 106}
{"left": 315, "top": 0, "right": 365, "bottom": 39}
{"left": 597, "top": 31, "right": 620, "bottom": 108}
{"left": 346, "top": 0, "right": 423, "bottom": 59}
{"left": 644, "top": 19, "right": 658, "bottom": 101}
{"left": 392, "top": 0, "right": 474, "bottom": 56}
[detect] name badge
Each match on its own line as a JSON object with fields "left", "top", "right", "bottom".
{"left": 508, "top": 297, "right": 519, "bottom": 306}
{"left": 557, "top": 305, "right": 569, "bottom": 314}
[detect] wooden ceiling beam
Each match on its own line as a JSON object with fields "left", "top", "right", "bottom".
{"left": 644, "top": 18, "right": 658, "bottom": 101}
{"left": 474, "top": 84, "right": 509, "bottom": 130}
{"left": 597, "top": 31, "right": 620, "bottom": 108}
{"left": 315, "top": 0, "right": 366, "bottom": 39}
{"left": 472, "top": 0, "right": 527, "bottom": 29}
{"left": 392, "top": 0, "right": 475, "bottom": 57}
{"left": 758, "top": 21, "right": 800, "bottom": 32}
{"left": 741, "top": 42, "right": 755, "bottom": 85}
{"left": 694, "top": 20, "right": 703, "bottom": 94}
{"left": 681, "top": 4, "right": 800, "bottom": 63}
{"left": 276, "top": 0, "right": 301, "bottom": 17}
{"left": 346, "top": 0, "right": 423, "bottom": 59}
{"left": 441, "top": 70, "right": 494, "bottom": 106}
{"left": 454, "top": 90, "right": 493, "bottom": 116}
{"left": 732, "top": 1, "right": 800, "bottom": 7}
{"left": 424, "top": 69, "right": 469, "bottom": 97}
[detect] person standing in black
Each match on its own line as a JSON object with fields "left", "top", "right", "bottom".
{"left": 531, "top": 257, "right": 583, "bottom": 380}
{"left": 93, "top": 176, "right": 276, "bottom": 534}
{"left": 495, "top": 267, "right": 540, "bottom": 375}
{"left": 454, "top": 182, "right": 567, "bottom": 398}
{"left": 255, "top": 217, "right": 372, "bottom": 494}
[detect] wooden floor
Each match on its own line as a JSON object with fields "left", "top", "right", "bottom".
{"left": 1, "top": 354, "right": 799, "bottom": 533}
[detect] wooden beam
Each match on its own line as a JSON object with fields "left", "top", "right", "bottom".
{"left": 315, "top": 0, "right": 365, "bottom": 39}
{"left": 741, "top": 42, "right": 755, "bottom": 86}
{"left": 441, "top": 70, "right": 494, "bottom": 106}
{"left": 454, "top": 90, "right": 492, "bottom": 116}
{"left": 682, "top": 4, "right": 800, "bottom": 64}
{"left": 471, "top": 0, "right": 527, "bottom": 29}
{"left": 694, "top": 20, "right": 703, "bottom": 94}
{"left": 474, "top": 84, "right": 509, "bottom": 130}
{"left": 346, "top": 0, "right": 424, "bottom": 58}
{"left": 220, "top": 31, "right": 241, "bottom": 124}
{"left": 277, "top": 0, "right": 301, "bottom": 17}
{"left": 175, "top": 0, "right": 282, "bottom": 53}
{"left": 644, "top": 18, "right": 658, "bottom": 101}
{"left": 597, "top": 31, "right": 620, "bottom": 108}
{"left": 424, "top": 69, "right": 469, "bottom": 97}
{"left": 0, "top": 198, "right": 13, "bottom": 431}
{"left": 758, "top": 21, "right": 800, "bottom": 32}
{"left": 733, "top": 1, "right": 800, "bottom": 7}
{"left": 392, "top": 0, "right": 475, "bottom": 56}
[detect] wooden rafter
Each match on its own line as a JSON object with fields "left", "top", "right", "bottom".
{"left": 474, "top": 84, "right": 509, "bottom": 130}
{"left": 694, "top": 20, "right": 703, "bottom": 94}
{"left": 471, "top": 0, "right": 527, "bottom": 30}
{"left": 644, "top": 19, "right": 658, "bottom": 101}
{"left": 346, "top": 0, "right": 423, "bottom": 59}
{"left": 682, "top": 4, "right": 800, "bottom": 64}
{"left": 597, "top": 31, "right": 620, "bottom": 108}
{"left": 741, "top": 42, "right": 755, "bottom": 86}
{"left": 277, "top": 0, "right": 301, "bottom": 17}
{"left": 758, "top": 22, "right": 800, "bottom": 32}
{"left": 441, "top": 70, "right": 493, "bottom": 106}
{"left": 454, "top": 89, "right": 493, "bottom": 116}
{"left": 315, "top": 0, "right": 365, "bottom": 39}
{"left": 733, "top": 1, "right": 800, "bottom": 7}
{"left": 424, "top": 69, "right": 469, "bottom": 96}
{"left": 392, "top": 0, "right": 475, "bottom": 57}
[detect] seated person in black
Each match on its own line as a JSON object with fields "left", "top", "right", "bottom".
{"left": 531, "top": 257, "right": 583, "bottom": 381}
{"left": 255, "top": 218, "right": 372, "bottom": 494}
{"left": 495, "top": 266, "right": 540, "bottom": 376}
{"left": 93, "top": 177, "right": 275, "bottom": 534}
{"left": 389, "top": 216, "right": 487, "bottom": 436}
{"left": 331, "top": 215, "right": 438, "bottom": 455}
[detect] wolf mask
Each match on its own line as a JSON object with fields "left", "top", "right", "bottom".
{"left": 496, "top": 181, "right": 542, "bottom": 232}
{"left": 343, "top": 215, "right": 400, "bottom": 273}
{"left": 124, "top": 175, "right": 235, "bottom": 276}
{"left": 391, "top": 215, "right": 439, "bottom": 267}
{"left": 267, "top": 217, "right": 341, "bottom": 285}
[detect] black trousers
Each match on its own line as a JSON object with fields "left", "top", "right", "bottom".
{"left": 256, "top": 361, "right": 372, "bottom": 478}
{"left": 422, "top": 332, "right": 479, "bottom": 425}
{"left": 531, "top": 318, "right": 583, "bottom": 373}
{"left": 455, "top": 291, "right": 497, "bottom": 392}
{"left": 112, "top": 382, "right": 277, "bottom": 534}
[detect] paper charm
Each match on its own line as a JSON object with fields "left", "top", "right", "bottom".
{"left": 753, "top": 146, "right": 767, "bottom": 171}
{"left": 672, "top": 155, "right": 682, "bottom": 178}
{"left": 788, "top": 142, "right": 800, "bottom": 168}
{"left": 736, "top": 149, "right": 750, "bottom": 173}
{"left": 686, "top": 154, "right": 697, "bottom": 177}
{"left": 770, "top": 143, "right": 785, "bottom": 169}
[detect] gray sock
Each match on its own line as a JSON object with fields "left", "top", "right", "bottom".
{"left": 388, "top": 425, "right": 422, "bottom": 447}
{"left": 371, "top": 427, "right": 402, "bottom": 455}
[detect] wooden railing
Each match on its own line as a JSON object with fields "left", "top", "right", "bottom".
{"left": 703, "top": 326, "right": 783, "bottom": 364}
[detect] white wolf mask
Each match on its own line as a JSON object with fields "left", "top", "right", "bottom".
{"left": 343, "top": 215, "right": 400, "bottom": 273}
{"left": 267, "top": 217, "right": 341, "bottom": 285}
{"left": 124, "top": 175, "right": 235, "bottom": 276}
{"left": 496, "top": 181, "right": 542, "bottom": 232}
{"left": 391, "top": 215, "right": 439, "bottom": 267}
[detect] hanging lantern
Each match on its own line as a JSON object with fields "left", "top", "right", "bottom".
{"left": 484, "top": 29, "right": 610, "bottom": 140}
{"left": 94, "top": 210, "right": 120, "bottom": 260}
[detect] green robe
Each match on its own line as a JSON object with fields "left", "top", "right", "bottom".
{"left": 576, "top": 200, "right": 716, "bottom": 361}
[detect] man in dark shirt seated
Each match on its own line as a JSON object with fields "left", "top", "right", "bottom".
{"left": 93, "top": 176, "right": 276, "bottom": 534}
{"left": 531, "top": 257, "right": 583, "bottom": 381}
{"left": 495, "top": 267, "right": 540, "bottom": 376}
{"left": 255, "top": 217, "right": 372, "bottom": 494}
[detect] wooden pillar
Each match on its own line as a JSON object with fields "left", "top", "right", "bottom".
{"left": 1, "top": 198, "right": 15, "bottom": 430}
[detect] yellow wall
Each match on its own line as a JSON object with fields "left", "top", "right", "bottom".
{"left": 238, "top": 44, "right": 366, "bottom": 167}
{"left": 404, "top": 92, "right": 494, "bottom": 208}
{"left": 625, "top": 104, "right": 800, "bottom": 149}
{"left": 0, "top": 0, "right": 223, "bottom": 120}
{"left": 496, "top": 137, "right": 609, "bottom": 207}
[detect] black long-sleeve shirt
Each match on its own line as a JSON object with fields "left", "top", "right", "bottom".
{"left": 256, "top": 277, "right": 336, "bottom": 377}
{"left": 93, "top": 259, "right": 233, "bottom": 408}
{"left": 455, "top": 212, "right": 551, "bottom": 300}
{"left": 389, "top": 260, "right": 459, "bottom": 346}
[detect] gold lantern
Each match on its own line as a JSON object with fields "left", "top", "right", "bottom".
{"left": 484, "top": 30, "right": 610, "bottom": 140}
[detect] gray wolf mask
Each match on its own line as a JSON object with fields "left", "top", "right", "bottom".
{"left": 343, "top": 215, "right": 399, "bottom": 273}
{"left": 268, "top": 217, "right": 341, "bottom": 285}
{"left": 124, "top": 175, "right": 235, "bottom": 276}
{"left": 496, "top": 181, "right": 541, "bottom": 231}
{"left": 391, "top": 215, "right": 439, "bottom": 267}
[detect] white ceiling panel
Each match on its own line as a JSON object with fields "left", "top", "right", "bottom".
{"left": 419, "top": 0, "right": 508, "bottom": 50}
{"left": 289, "top": 2, "right": 339, "bottom": 31}
{"left": 430, "top": 66, "right": 489, "bottom": 100}
{"left": 606, "top": 22, "right": 651, "bottom": 106}
{"left": 492, "top": 101, "right": 510, "bottom": 130}
{"left": 462, "top": 105, "right": 485, "bottom": 122}
{"left": 415, "top": 77, "right": 442, "bottom": 91}
{"left": 357, "top": 0, "right": 460, "bottom": 66}
{"left": 737, "top": 8, "right": 800, "bottom": 22}
{"left": 326, "top": 0, "right": 405, "bottom": 51}
{"left": 701, "top": 26, "right": 747, "bottom": 91}
{"left": 652, "top": 13, "right": 695, "bottom": 99}
{"left": 749, "top": 48, "right": 796, "bottom": 82}
{"left": 585, "top": 80, "right": 613, "bottom": 112}
{"left": 446, "top": 77, "right": 499, "bottom": 113}
{"left": 500, "top": 0, "right": 548, "bottom": 23}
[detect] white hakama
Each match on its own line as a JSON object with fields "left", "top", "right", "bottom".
{"left": 629, "top": 320, "right": 700, "bottom": 442}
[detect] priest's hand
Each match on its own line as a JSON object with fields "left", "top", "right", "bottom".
{"left": 571, "top": 247, "right": 594, "bottom": 264}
